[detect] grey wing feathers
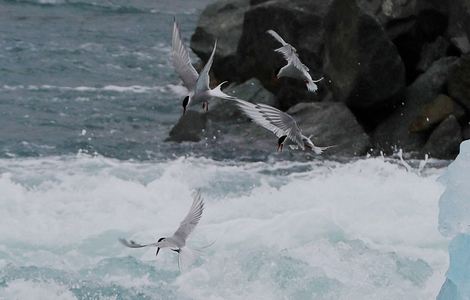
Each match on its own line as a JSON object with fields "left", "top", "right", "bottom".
{"left": 266, "top": 29, "right": 288, "bottom": 46}
{"left": 195, "top": 40, "right": 217, "bottom": 93}
{"left": 172, "top": 19, "right": 199, "bottom": 90}
{"left": 173, "top": 191, "right": 205, "bottom": 241}
{"left": 267, "top": 30, "right": 311, "bottom": 76}
{"left": 119, "top": 238, "right": 156, "bottom": 248}
{"left": 234, "top": 99, "right": 305, "bottom": 149}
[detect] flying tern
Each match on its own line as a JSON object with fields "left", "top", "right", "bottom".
{"left": 267, "top": 29, "right": 323, "bottom": 92}
{"left": 234, "top": 98, "right": 333, "bottom": 153}
{"left": 172, "top": 19, "right": 235, "bottom": 114}
{"left": 119, "top": 190, "right": 205, "bottom": 270}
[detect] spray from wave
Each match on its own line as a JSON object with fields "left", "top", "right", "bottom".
{"left": 0, "top": 155, "right": 447, "bottom": 299}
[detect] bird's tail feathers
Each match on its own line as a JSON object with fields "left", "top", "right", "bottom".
{"left": 306, "top": 80, "right": 319, "bottom": 93}
{"left": 209, "top": 81, "right": 236, "bottom": 100}
{"left": 312, "top": 144, "right": 336, "bottom": 155}
{"left": 178, "top": 247, "right": 197, "bottom": 272}
{"left": 177, "top": 241, "right": 216, "bottom": 272}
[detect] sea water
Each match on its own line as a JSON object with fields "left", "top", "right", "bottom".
{"left": 0, "top": 0, "right": 450, "bottom": 299}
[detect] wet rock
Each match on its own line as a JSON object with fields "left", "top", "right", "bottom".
{"left": 373, "top": 57, "right": 459, "bottom": 153}
{"left": 286, "top": 102, "right": 371, "bottom": 156}
{"left": 448, "top": 54, "right": 470, "bottom": 111}
{"left": 190, "top": 0, "right": 250, "bottom": 82}
{"left": 448, "top": 0, "right": 470, "bottom": 54}
{"left": 166, "top": 111, "right": 207, "bottom": 142}
{"left": 422, "top": 115, "right": 462, "bottom": 159}
{"left": 409, "top": 94, "right": 465, "bottom": 132}
{"left": 323, "top": 0, "right": 406, "bottom": 113}
{"left": 235, "top": 0, "right": 332, "bottom": 86}
{"left": 417, "top": 36, "right": 450, "bottom": 72}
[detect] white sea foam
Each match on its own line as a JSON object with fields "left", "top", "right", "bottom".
{"left": 0, "top": 155, "right": 447, "bottom": 299}
{"left": 0, "top": 279, "right": 77, "bottom": 300}
{"left": 1, "top": 84, "right": 187, "bottom": 95}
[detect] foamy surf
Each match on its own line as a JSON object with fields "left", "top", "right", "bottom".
{"left": 0, "top": 155, "right": 447, "bottom": 299}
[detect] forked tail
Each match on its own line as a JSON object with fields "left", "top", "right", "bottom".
{"left": 306, "top": 80, "right": 319, "bottom": 93}
{"left": 209, "top": 81, "right": 237, "bottom": 100}
{"left": 177, "top": 241, "right": 216, "bottom": 272}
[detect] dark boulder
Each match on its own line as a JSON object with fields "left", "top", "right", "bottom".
{"left": 373, "top": 57, "right": 459, "bottom": 153}
{"left": 286, "top": 102, "right": 371, "bottom": 156}
{"left": 447, "top": 0, "right": 470, "bottom": 54}
{"left": 166, "top": 111, "right": 207, "bottom": 142}
{"left": 422, "top": 115, "right": 462, "bottom": 159}
{"left": 235, "top": 0, "right": 333, "bottom": 87}
{"left": 190, "top": 0, "right": 250, "bottom": 82}
{"left": 417, "top": 36, "right": 450, "bottom": 72}
{"left": 323, "top": 0, "right": 406, "bottom": 116}
{"left": 409, "top": 94, "right": 465, "bottom": 132}
{"left": 448, "top": 54, "right": 470, "bottom": 111}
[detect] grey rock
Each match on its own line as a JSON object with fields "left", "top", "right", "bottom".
{"left": 409, "top": 94, "right": 466, "bottom": 132}
{"left": 422, "top": 115, "right": 462, "bottom": 159}
{"left": 373, "top": 57, "right": 459, "bottom": 152}
{"left": 448, "top": 0, "right": 470, "bottom": 54}
{"left": 166, "top": 111, "right": 207, "bottom": 142}
{"left": 286, "top": 102, "right": 371, "bottom": 156}
{"left": 448, "top": 54, "right": 470, "bottom": 111}
{"left": 190, "top": 0, "right": 250, "bottom": 82}
{"left": 417, "top": 36, "right": 450, "bottom": 72}
{"left": 234, "top": 0, "right": 333, "bottom": 88}
{"left": 323, "top": 0, "right": 406, "bottom": 112}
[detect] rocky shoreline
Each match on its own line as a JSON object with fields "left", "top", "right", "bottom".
{"left": 170, "top": 0, "right": 470, "bottom": 159}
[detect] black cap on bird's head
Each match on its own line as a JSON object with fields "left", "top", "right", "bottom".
{"left": 182, "top": 96, "right": 189, "bottom": 115}
{"left": 277, "top": 135, "right": 287, "bottom": 152}
{"left": 156, "top": 237, "right": 166, "bottom": 257}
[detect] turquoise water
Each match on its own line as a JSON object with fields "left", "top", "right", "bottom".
{"left": 0, "top": 1, "right": 449, "bottom": 299}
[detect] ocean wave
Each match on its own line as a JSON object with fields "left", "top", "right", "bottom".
{"left": 4, "top": 0, "right": 151, "bottom": 14}
{"left": 0, "top": 155, "right": 447, "bottom": 299}
{"left": 0, "top": 84, "right": 187, "bottom": 95}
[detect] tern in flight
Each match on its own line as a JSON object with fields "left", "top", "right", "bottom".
{"left": 172, "top": 19, "right": 235, "bottom": 114}
{"left": 234, "top": 98, "right": 333, "bottom": 153}
{"left": 119, "top": 191, "right": 205, "bottom": 270}
{"left": 267, "top": 29, "right": 323, "bottom": 92}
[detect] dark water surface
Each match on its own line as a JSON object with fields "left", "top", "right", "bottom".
{"left": 0, "top": 0, "right": 214, "bottom": 160}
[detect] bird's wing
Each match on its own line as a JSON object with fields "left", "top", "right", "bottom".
{"left": 172, "top": 190, "right": 205, "bottom": 242}
{"left": 195, "top": 40, "right": 217, "bottom": 94}
{"left": 172, "top": 19, "right": 199, "bottom": 90}
{"left": 234, "top": 99, "right": 305, "bottom": 149}
{"left": 266, "top": 29, "right": 311, "bottom": 75}
{"left": 266, "top": 29, "right": 289, "bottom": 46}
{"left": 118, "top": 238, "right": 158, "bottom": 248}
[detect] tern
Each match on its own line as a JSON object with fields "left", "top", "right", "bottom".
{"left": 234, "top": 98, "right": 333, "bottom": 153}
{"left": 267, "top": 29, "right": 323, "bottom": 93}
{"left": 119, "top": 191, "right": 205, "bottom": 270}
{"left": 172, "top": 19, "right": 235, "bottom": 114}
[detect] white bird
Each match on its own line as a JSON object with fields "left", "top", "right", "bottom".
{"left": 119, "top": 191, "right": 205, "bottom": 270}
{"left": 234, "top": 98, "right": 333, "bottom": 153}
{"left": 172, "top": 19, "right": 235, "bottom": 114}
{"left": 267, "top": 29, "right": 323, "bottom": 93}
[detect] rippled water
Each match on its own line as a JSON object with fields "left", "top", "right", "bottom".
{"left": 0, "top": 1, "right": 449, "bottom": 299}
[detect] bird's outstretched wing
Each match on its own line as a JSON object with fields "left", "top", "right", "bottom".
{"left": 266, "top": 29, "right": 289, "bottom": 46}
{"left": 195, "top": 40, "right": 217, "bottom": 94}
{"left": 267, "top": 29, "right": 315, "bottom": 80}
{"left": 118, "top": 238, "right": 158, "bottom": 248}
{"left": 234, "top": 99, "right": 305, "bottom": 150}
{"left": 172, "top": 190, "right": 205, "bottom": 242}
{"left": 172, "top": 19, "right": 199, "bottom": 90}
